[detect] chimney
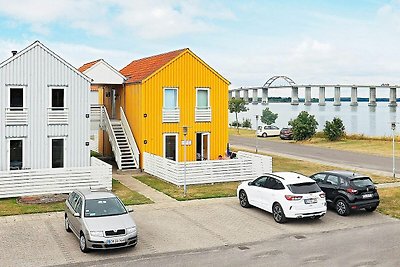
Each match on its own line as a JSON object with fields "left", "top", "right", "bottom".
{"left": 12, "top": 51, "right": 17, "bottom": 56}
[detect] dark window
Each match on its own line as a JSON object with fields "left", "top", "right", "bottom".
{"left": 265, "top": 177, "right": 285, "bottom": 190}
{"left": 84, "top": 197, "right": 127, "bottom": 217}
{"left": 165, "top": 135, "right": 176, "bottom": 161}
{"left": 287, "top": 182, "right": 321, "bottom": 194}
{"left": 10, "top": 140, "right": 23, "bottom": 170}
{"left": 253, "top": 177, "right": 267, "bottom": 187}
{"left": 10, "top": 88, "right": 23, "bottom": 108}
{"left": 326, "top": 175, "right": 339, "bottom": 186}
{"left": 311, "top": 173, "right": 326, "bottom": 183}
{"left": 52, "top": 89, "right": 64, "bottom": 109}
{"left": 351, "top": 177, "right": 374, "bottom": 187}
{"left": 75, "top": 197, "right": 82, "bottom": 215}
{"left": 340, "top": 177, "right": 349, "bottom": 186}
{"left": 52, "top": 139, "right": 64, "bottom": 168}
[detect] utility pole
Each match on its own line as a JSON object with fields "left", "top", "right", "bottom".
{"left": 183, "top": 126, "right": 188, "bottom": 196}
{"left": 392, "top": 122, "right": 396, "bottom": 178}
{"left": 255, "top": 115, "right": 259, "bottom": 154}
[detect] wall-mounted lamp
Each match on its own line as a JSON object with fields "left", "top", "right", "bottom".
{"left": 144, "top": 113, "right": 147, "bottom": 118}
{"left": 144, "top": 140, "right": 148, "bottom": 144}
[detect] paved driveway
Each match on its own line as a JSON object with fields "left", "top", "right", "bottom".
{"left": 0, "top": 198, "right": 397, "bottom": 267}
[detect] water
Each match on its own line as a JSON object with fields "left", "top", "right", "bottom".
{"left": 229, "top": 102, "right": 398, "bottom": 137}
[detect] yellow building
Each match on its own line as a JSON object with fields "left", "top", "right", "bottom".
{"left": 81, "top": 48, "right": 230, "bottom": 169}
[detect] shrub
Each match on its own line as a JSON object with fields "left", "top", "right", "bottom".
{"left": 260, "top": 107, "right": 278, "bottom": 125}
{"left": 324, "top": 117, "right": 345, "bottom": 141}
{"left": 242, "top": 118, "right": 252, "bottom": 128}
{"left": 229, "top": 98, "right": 248, "bottom": 133}
{"left": 289, "top": 111, "right": 318, "bottom": 141}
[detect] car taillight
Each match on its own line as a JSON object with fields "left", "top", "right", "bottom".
{"left": 285, "top": 195, "right": 303, "bottom": 201}
{"left": 346, "top": 188, "right": 358, "bottom": 194}
{"left": 319, "top": 193, "right": 325, "bottom": 198}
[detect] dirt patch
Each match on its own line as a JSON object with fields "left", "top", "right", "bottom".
{"left": 18, "top": 194, "right": 68, "bottom": 204}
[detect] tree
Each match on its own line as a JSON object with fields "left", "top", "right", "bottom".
{"left": 260, "top": 107, "right": 278, "bottom": 125}
{"left": 289, "top": 111, "right": 318, "bottom": 141}
{"left": 229, "top": 98, "right": 248, "bottom": 133}
{"left": 324, "top": 117, "right": 345, "bottom": 141}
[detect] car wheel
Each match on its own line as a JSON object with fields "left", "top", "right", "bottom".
{"left": 335, "top": 199, "right": 350, "bottom": 216}
{"left": 80, "top": 234, "right": 89, "bottom": 253}
{"left": 262, "top": 133, "right": 267, "bottom": 138}
{"left": 272, "top": 203, "right": 287, "bottom": 223}
{"left": 64, "top": 214, "right": 71, "bottom": 233}
{"left": 365, "top": 206, "right": 377, "bottom": 212}
{"left": 239, "top": 190, "right": 251, "bottom": 208}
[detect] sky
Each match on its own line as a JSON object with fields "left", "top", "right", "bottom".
{"left": 1, "top": 0, "right": 400, "bottom": 98}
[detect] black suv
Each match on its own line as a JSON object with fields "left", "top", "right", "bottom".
{"left": 309, "top": 171, "right": 379, "bottom": 216}
{"left": 279, "top": 127, "right": 293, "bottom": 140}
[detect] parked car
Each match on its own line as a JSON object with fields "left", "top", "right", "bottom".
{"left": 65, "top": 189, "right": 138, "bottom": 252}
{"left": 309, "top": 171, "right": 380, "bottom": 216}
{"left": 279, "top": 127, "right": 293, "bottom": 140}
{"left": 257, "top": 125, "right": 280, "bottom": 137}
{"left": 237, "top": 172, "right": 327, "bottom": 223}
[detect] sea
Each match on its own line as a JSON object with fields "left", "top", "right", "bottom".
{"left": 228, "top": 102, "right": 398, "bottom": 137}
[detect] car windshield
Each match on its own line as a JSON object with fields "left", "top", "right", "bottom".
{"left": 287, "top": 182, "right": 320, "bottom": 194}
{"left": 351, "top": 177, "right": 374, "bottom": 187}
{"left": 84, "top": 197, "right": 127, "bottom": 218}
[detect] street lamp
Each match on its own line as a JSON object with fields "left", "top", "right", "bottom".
{"left": 391, "top": 122, "right": 396, "bottom": 179}
{"left": 183, "top": 126, "right": 188, "bottom": 196}
{"left": 255, "top": 115, "right": 259, "bottom": 154}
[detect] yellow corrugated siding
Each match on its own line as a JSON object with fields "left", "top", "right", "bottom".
{"left": 138, "top": 51, "right": 228, "bottom": 163}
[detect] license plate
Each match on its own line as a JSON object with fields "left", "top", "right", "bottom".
{"left": 362, "top": 193, "right": 373, "bottom": 199}
{"left": 106, "top": 238, "right": 125, "bottom": 245}
{"left": 304, "top": 198, "right": 317, "bottom": 204}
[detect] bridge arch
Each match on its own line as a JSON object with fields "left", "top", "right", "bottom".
{"left": 263, "top": 76, "right": 296, "bottom": 88}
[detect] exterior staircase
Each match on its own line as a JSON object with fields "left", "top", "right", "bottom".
{"left": 111, "top": 121, "right": 136, "bottom": 170}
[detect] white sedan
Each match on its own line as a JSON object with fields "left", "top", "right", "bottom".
{"left": 237, "top": 172, "right": 327, "bottom": 223}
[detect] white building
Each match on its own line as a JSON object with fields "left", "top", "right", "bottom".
{"left": 0, "top": 41, "right": 111, "bottom": 198}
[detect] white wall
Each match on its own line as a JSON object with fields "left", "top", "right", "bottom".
{"left": 0, "top": 42, "right": 91, "bottom": 171}
{"left": 84, "top": 61, "right": 125, "bottom": 84}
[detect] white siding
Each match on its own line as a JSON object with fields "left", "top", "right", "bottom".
{"left": 84, "top": 60, "right": 125, "bottom": 85}
{"left": 0, "top": 43, "right": 91, "bottom": 171}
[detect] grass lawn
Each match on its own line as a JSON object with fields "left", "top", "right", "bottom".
{"left": 0, "top": 179, "right": 152, "bottom": 217}
{"left": 377, "top": 187, "right": 400, "bottom": 219}
{"left": 229, "top": 127, "right": 256, "bottom": 137}
{"left": 134, "top": 175, "right": 240, "bottom": 201}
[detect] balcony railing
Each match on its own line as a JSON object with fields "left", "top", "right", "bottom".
{"left": 5, "top": 108, "right": 28, "bottom": 126}
{"left": 47, "top": 107, "right": 69, "bottom": 125}
{"left": 162, "top": 108, "right": 180, "bottom": 123}
{"left": 195, "top": 107, "right": 211, "bottom": 122}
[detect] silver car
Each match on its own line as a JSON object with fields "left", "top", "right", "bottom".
{"left": 64, "top": 189, "right": 138, "bottom": 252}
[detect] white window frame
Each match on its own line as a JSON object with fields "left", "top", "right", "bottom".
{"left": 6, "top": 138, "right": 25, "bottom": 171}
{"left": 163, "top": 87, "right": 178, "bottom": 109}
{"left": 49, "top": 86, "right": 67, "bottom": 109}
{"left": 49, "top": 137, "right": 67, "bottom": 168}
{"left": 163, "top": 133, "right": 178, "bottom": 161}
{"left": 196, "top": 87, "right": 210, "bottom": 109}
{"left": 7, "top": 86, "right": 26, "bottom": 108}
{"left": 197, "top": 132, "right": 210, "bottom": 161}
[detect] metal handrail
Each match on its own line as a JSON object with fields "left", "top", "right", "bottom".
{"left": 102, "top": 106, "right": 122, "bottom": 169}
{"left": 120, "top": 107, "right": 140, "bottom": 167}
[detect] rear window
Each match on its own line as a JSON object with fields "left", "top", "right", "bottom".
{"left": 351, "top": 177, "right": 374, "bottom": 187}
{"left": 287, "top": 182, "right": 321, "bottom": 194}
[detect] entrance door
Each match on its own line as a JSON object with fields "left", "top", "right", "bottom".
{"left": 9, "top": 139, "right": 23, "bottom": 170}
{"left": 111, "top": 88, "right": 116, "bottom": 119}
{"left": 196, "top": 133, "right": 209, "bottom": 161}
{"left": 52, "top": 139, "right": 64, "bottom": 168}
{"left": 164, "top": 134, "right": 177, "bottom": 161}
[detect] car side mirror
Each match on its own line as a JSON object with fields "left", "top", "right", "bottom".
{"left": 73, "top": 212, "right": 80, "bottom": 218}
{"left": 127, "top": 207, "right": 134, "bottom": 213}
{"left": 248, "top": 181, "right": 253, "bottom": 186}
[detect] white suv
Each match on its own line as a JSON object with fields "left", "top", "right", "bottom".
{"left": 257, "top": 125, "right": 280, "bottom": 137}
{"left": 237, "top": 172, "right": 327, "bottom": 223}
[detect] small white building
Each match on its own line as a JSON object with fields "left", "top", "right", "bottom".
{"left": 0, "top": 41, "right": 111, "bottom": 198}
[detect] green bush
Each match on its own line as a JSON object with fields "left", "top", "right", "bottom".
{"left": 230, "top": 121, "right": 242, "bottom": 127}
{"left": 324, "top": 117, "right": 345, "bottom": 141}
{"left": 260, "top": 107, "right": 278, "bottom": 125}
{"left": 289, "top": 111, "right": 318, "bottom": 141}
{"left": 242, "top": 118, "right": 252, "bottom": 128}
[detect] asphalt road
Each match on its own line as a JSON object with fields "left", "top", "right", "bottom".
{"left": 78, "top": 221, "right": 400, "bottom": 267}
{"left": 230, "top": 135, "right": 400, "bottom": 175}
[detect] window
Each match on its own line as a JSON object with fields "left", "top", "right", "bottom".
{"left": 253, "top": 177, "right": 267, "bottom": 187}
{"left": 196, "top": 88, "right": 209, "bottom": 109}
{"left": 164, "top": 88, "right": 178, "bottom": 109}
{"left": 264, "top": 177, "right": 285, "bottom": 189}
{"left": 312, "top": 173, "right": 326, "bottom": 183}
{"left": 51, "top": 88, "right": 64, "bottom": 110}
{"left": 164, "top": 134, "right": 177, "bottom": 161}
{"left": 10, "top": 88, "right": 23, "bottom": 108}
{"left": 75, "top": 197, "right": 82, "bottom": 215}
{"left": 326, "top": 175, "right": 339, "bottom": 186}
{"left": 287, "top": 182, "right": 321, "bottom": 194}
{"left": 52, "top": 139, "right": 64, "bottom": 168}
{"left": 10, "top": 140, "right": 23, "bottom": 170}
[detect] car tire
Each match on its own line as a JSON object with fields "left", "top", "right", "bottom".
{"left": 272, "top": 203, "right": 287, "bottom": 223}
{"left": 335, "top": 199, "right": 350, "bottom": 216}
{"left": 365, "top": 206, "right": 377, "bottom": 212}
{"left": 239, "top": 190, "right": 251, "bottom": 208}
{"left": 80, "top": 233, "right": 89, "bottom": 253}
{"left": 64, "top": 214, "right": 71, "bottom": 233}
{"left": 262, "top": 133, "right": 267, "bottom": 138}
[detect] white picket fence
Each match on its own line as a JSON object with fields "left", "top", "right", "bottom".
{"left": 143, "top": 151, "right": 272, "bottom": 185}
{"left": 0, "top": 157, "right": 112, "bottom": 198}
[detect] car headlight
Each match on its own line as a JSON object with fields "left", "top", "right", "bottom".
{"left": 126, "top": 226, "right": 136, "bottom": 234}
{"left": 90, "top": 231, "right": 104, "bottom": 237}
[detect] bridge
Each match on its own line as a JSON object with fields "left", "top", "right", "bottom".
{"left": 230, "top": 76, "right": 400, "bottom": 107}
